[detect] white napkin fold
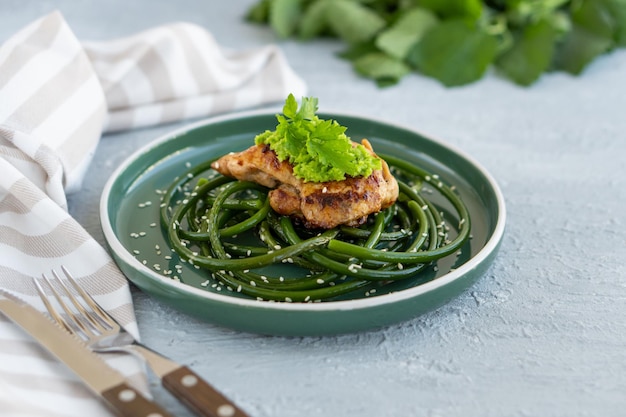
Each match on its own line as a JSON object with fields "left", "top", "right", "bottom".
{"left": 0, "top": 11, "right": 306, "bottom": 416}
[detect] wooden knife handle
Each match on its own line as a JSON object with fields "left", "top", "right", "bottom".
{"left": 102, "top": 382, "right": 175, "bottom": 417}
{"left": 162, "top": 366, "right": 249, "bottom": 417}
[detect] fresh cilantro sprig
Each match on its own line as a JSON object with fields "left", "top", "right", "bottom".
{"left": 255, "top": 94, "right": 382, "bottom": 182}
{"left": 246, "top": 0, "right": 626, "bottom": 87}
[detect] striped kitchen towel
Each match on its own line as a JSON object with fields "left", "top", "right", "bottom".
{"left": 0, "top": 11, "right": 306, "bottom": 417}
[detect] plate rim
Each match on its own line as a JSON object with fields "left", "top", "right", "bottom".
{"left": 100, "top": 108, "right": 506, "bottom": 313}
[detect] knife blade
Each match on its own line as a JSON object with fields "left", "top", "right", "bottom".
{"left": 0, "top": 290, "right": 174, "bottom": 417}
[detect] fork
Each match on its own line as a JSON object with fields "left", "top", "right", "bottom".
{"left": 34, "top": 266, "right": 249, "bottom": 417}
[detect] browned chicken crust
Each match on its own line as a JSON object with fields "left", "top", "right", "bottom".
{"left": 211, "top": 140, "right": 399, "bottom": 229}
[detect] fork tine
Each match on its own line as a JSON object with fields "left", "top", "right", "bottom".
{"left": 33, "top": 278, "right": 74, "bottom": 334}
{"left": 37, "top": 273, "right": 93, "bottom": 337}
{"left": 49, "top": 269, "right": 109, "bottom": 333}
{"left": 60, "top": 266, "right": 118, "bottom": 330}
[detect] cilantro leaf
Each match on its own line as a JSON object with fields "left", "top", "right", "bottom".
{"left": 282, "top": 94, "right": 298, "bottom": 119}
{"left": 255, "top": 96, "right": 381, "bottom": 182}
{"left": 297, "top": 96, "right": 318, "bottom": 120}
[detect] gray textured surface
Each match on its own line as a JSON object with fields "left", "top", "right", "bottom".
{"left": 3, "top": 1, "right": 626, "bottom": 416}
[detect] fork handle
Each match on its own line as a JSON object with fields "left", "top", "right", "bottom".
{"left": 162, "top": 366, "right": 250, "bottom": 417}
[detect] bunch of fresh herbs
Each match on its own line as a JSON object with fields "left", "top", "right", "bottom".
{"left": 246, "top": 0, "right": 626, "bottom": 87}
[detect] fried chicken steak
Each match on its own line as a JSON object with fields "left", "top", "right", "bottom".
{"left": 211, "top": 139, "right": 399, "bottom": 229}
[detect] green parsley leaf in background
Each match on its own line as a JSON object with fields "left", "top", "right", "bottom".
{"left": 324, "top": 1, "right": 387, "bottom": 44}
{"left": 407, "top": 19, "right": 499, "bottom": 87}
{"left": 375, "top": 8, "right": 438, "bottom": 60}
{"left": 496, "top": 18, "right": 558, "bottom": 86}
{"left": 246, "top": 0, "right": 626, "bottom": 87}
{"left": 555, "top": 0, "right": 617, "bottom": 74}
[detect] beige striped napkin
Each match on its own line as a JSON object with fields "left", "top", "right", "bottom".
{"left": 0, "top": 11, "right": 306, "bottom": 416}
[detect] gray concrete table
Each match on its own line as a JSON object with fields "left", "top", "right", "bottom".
{"left": 3, "top": 1, "right": 625, "bottom": 416}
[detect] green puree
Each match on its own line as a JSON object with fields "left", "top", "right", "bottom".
{"left": 254, "top": 94, "right": 381, "bottom": 182}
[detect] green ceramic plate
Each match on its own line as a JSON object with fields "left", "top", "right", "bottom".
{"left": 101, "top": 110, "right": 505, "bottom": 336}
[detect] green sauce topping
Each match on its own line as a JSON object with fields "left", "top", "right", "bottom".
{"left": 254, "top": 94, "right": 382, "bottom": 183}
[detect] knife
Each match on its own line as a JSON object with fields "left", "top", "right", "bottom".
{"left": 0, "top": 290, "right": 174, "bottom": 417}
